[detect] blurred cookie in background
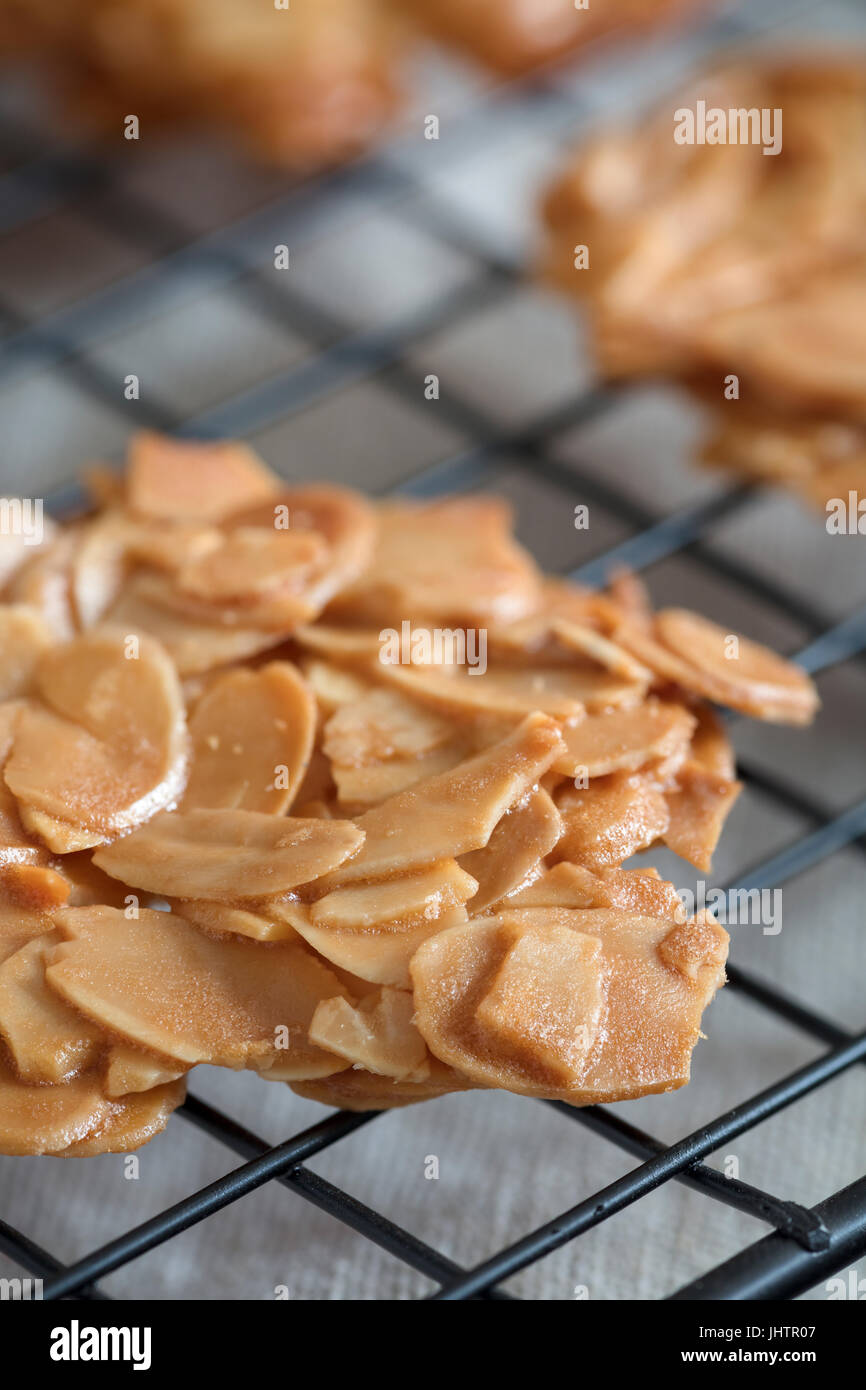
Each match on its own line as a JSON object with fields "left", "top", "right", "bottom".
{"left": 0, "top": 0, "right": 406, "bottom": 169}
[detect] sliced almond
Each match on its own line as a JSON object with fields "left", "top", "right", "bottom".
{"left": 310, "top": 860, "right": 478, "bottom": 930}
{"left": 411, "top": 908, "right": 728, "bottom": 1103}
{"left": 108, "top": 574, "right": 284, "bottom": 675}
{"left": 655, "top": 609, "right": 819, "bottom": 725}
{"left": 64, "top": 1078, "right": 187, "bottom": 1155}
{"left": 4, "top": 627, "right": 188, "bottom": 839}
{"left": 664, "top": 765, "right": 742, "bottom": 871}
{"left": 93, "top": 808, "right": 363, "bottom": 901}
{"left": 459, "top": 787, "right": 561, "bottom": 913}
{"left": 553, "top": 699, "right": 696, "bottom": 779}
{"left": 128, "top": 432, "right": 278, "bottom": 522}
{"left": 555, "top": 772, "right": 670, "bottom": 869}
{"left": 183, "top": 662, "right": 315, "bottom": 814}
{"left": 0, "top": 933, "right": 103, "bottom": 1084}
{"left": 0, "top": 1056, "right": 115, "bottom": 1156}
{"left": 334, "top": 496, "right": 540, "bottom": 625}
{"left": 309, "top": 988, "right": 428, "bottom": 1079}
{"left": 291, "top": 1057, "right": 474, "bottom": 1111}
{"left": 285, "top": 904, "right": 469, "bottom": 989}
{"left": 0, "top": 606, "right": 54, "bottom": 700}
{"left": 320, "top": 712, "right": 565, "bottom": 887}
{"left": 105, "top": 1045, "right": 187, "bottom": 1098}
{"left": 48, "top": 905, "right": 350, "bottom": 1075}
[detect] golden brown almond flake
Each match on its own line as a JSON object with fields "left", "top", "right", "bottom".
{"left": 459, "top": 787, "right": 562, "bottom": 913}
{"left": 333, "top": 496, "right": 541, "bottom": 626}
{"left": 92, "top": 808, "right": 364, "bottom": 901}
{"left": 663, "top": 765, "right": 742, "bottom": 872}
{"left": 309, "top": 987, "right": 428, "bottom": 1079}
{"left": 0, "top": 1055, "right": 116, "bottom": 1156}
{"left": 4, "top": 628, "right": 188, "bottom": 843}
{"left": 108, "top": 573, "right": 286, "bottom": 676}
{"left": 554, "top": 772, "right": 670, "bottom": 869}
{"left": 0, "top": 606, "right": 54, "bottom": 700}
{"left": 506, "top": 862, "right": 685, "bottom": 921}
{"left": 553, "top": 699, "right": 696, "bottom": 779}
{"left": 283, "top": 904, "right": 470, "bottom": 989}
{"left": 128, "top": 432, "right": 278, "bottom": 522}
{"left": 63, "top": 1078, "right": 187, "bottom": 1155}
{"left": 170, "top": 898, "right": 300, "bottom": 943}
{"left": 47, "top": 905, "right": 350, "bottom": 1075}
{"left": 411, "top": 907, "right": 728, "bottom": 1103}
{"left": 182, "top": 662, "right": 315, "bottom": 815}
{"left": 319, "top": 712, "right": 565, "bottom": 886}
{"left": 310, "top": 860, "right": 478, "bottom": 930}
{"left": 0, "top": 933, "right": 103, "bottom": 1084}
{"left": 655, "top": 610, "right": 820, "bottom": 726}
{"left": 105, "top": 1045, "right": 188, "bottom": 1098}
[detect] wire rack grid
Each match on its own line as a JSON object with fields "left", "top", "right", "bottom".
{"left": 0, "top": 0, "right": 865, "bottom": 1301}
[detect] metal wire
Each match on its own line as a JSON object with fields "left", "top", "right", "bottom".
{"left": 0, "top": 0, "right": 864, "bottom": 1302}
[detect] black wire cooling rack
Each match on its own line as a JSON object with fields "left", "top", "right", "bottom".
{"left": 0, "top": 0, "right": 865, "bottom": 1302}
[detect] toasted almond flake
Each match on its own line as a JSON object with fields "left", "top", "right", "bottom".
{"left": 108, "top": 574, "right": 284, "bottom": 676}
{"left": 135, "top": 568, "right": 318, "bottom": 632}
{"left": 412, "top": 908, "right": 728, "bottom": 1103}
{"left": 5, "top": 530, "right": 77, "bottom": 640}
{"left": 48, "top": 905, "right": 350, "bottom": 1074}
{"left": 5, "top": 627, "right": 188, "bottom": 837}
{"left": 688, "top": 705, "right": 737, "bottom": 780}
{"left": 171, "top": 898, "right": 299, "bottom": 943}
{"left": 283, "top": 904, "right": 469, "bottom": 989}
{"left": 64, "top": 1078, "right": 187, "bottom": 1155}
{"left": 373, "top": 660, "right": 589, "bottom": 721}
{"left": 332, "top": 741, "right": 471, "bottom": 809}
{"left": 549, "top": 617, "right": 653, "bottom": 684}
{"left": 18, "top": 806, "right": 107, "bottom": 855}
{"left": 554, "top": 772, "right": 670, "bottom": 869}
{"left": 302, "top": 658, "right": 372, "bottom": 714}
{"left": 71, "top": 510, "right": 132, "bottom": 629}
{"left": 0, "top": 863, "right": 70, "bottom": 911}
{"left": 183, "top": 662, "right": 315, "bottom": 814}
{"left": 324, "top": 687, "right": 454, "bottom": 766}
{"left": 0, "top": 606, "right": 54, "bottom": 700}
{"left": 128, "top": 432, "right": 278, "bottom": 522}
{"left": 92, "top": 808, "right": 364, "bottom": 901}
{"left": 177, "top": 528, "right": 328, "bottom": 604}
{"left": 0, "top": 933, "right": 103, "bottom": 1084}
{"left": 320, "top": 712, "right": 564, "bottom": 887}
{"left": 105, "top": 1045, "right": 187, "bottom": 1098}
{"left": 309, "top": 988, "right": 428, "bottom": 1079}
{"left": 459, "top": 788, "right": 562, "bottom": 914}
{"left": 310, "top": 860, "right": 478, "bottom": 930}
{"left": 474, "top": 922, "right": 605, "bottom": 1085}
{"left": 655, "top": 609, "right": 820, "bottom": 725}
{"left": 664, "top": 766, "right": 742, "bottom": 871}
{"left": 0, "top": 895, "right": 56, "bottom": 967}
{"left": 0, "top": 1055, "right": 116, "bottom": 1156}
{"left": 553, "top": 699, "right": 696, "bottom": 779}
{"left": 333, "top": 496, "right": 540, "bottom": 625}
{"left": 504, "top": 862, "right": 684, "bottom": 920}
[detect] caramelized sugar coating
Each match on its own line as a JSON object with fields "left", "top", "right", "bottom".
{"left": 411, "top": 908, "right": 728, "bottom": 1101}
{"left": 541, "top": 55, "right": 866, "bottom": 508}
{"left": 0, "top": 431, "right": 820, "bottom": 1146}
